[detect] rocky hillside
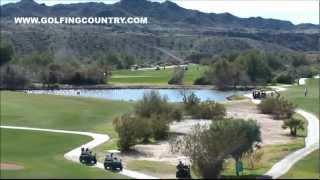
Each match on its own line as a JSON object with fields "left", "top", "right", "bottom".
{"left": 1, "top": 0, "right": 319, "bottom": 63}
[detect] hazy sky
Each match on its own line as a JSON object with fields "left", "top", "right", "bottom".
{"left": 1, "top": 0, "right": 319, "bottom": 25}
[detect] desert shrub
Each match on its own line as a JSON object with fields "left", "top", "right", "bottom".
{"left": 258, "top": 97, "right": 296, "bottom": 119}
{"left": 282, "top": 117, "right": 304, "bottom": 136}
{"left": 196, "top": 101, "right": 226, "bottom": 119}
{"left": 151, "top": 113, "right": 170, "bottom": 140}
{"left": 113, "top": 114, "right": 139, "bottom": 151}
{"left": 135, "top": 90, "right": 171, "bottom": 118}
{"left": 169, "top": 106, "right": 183, "bottom": 121}
{"left": 272, "top": 97, "right": 296, "bottom": 119}
{"left": 135, "top": 117, "right": 153, "bottom": 143}
{"left": 182, "top": 92, "right": 201, "bottom": 115}
{"left": 258, "top": 97, "right": 278, "bottom": 114}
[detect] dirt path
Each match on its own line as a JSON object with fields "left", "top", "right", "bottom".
{"left": 0, "top": 125, "right": 157, "bottom": 179}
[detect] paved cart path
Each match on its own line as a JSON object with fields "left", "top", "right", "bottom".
{"left": 0, "top": 125, "right": 157, "bottom": 179}
{"left": 245, "top": 78, "right": 319, "bottom": 179}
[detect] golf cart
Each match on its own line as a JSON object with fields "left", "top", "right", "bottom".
{"left": 176, "top": 158, "right": 191, "bottom": 179}
{"left": 79, "top": 147, "right": 97, "bottom": 165}
{"left": 252, "top": 89, "right": 267, "bottom": 99}
{"left": 104, "top": 150, "right": 123, "bottom": 171}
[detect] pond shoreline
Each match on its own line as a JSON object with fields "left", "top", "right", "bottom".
{"left": 3, "top": 84, "right": 255, "bottom": 91}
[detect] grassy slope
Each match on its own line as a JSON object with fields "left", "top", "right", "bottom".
{"left": 109, "top": 64, "right": 206, "bottom": 85}
{"left": 281, "top": 150, "right": 319, "bottom": 179}
{"left": 281, "top": 78, "right": 320, "bottom": 178}
{"left": 0, "top": 129, "right": 125, "bottom": 179}
{"left": 281, "top": 79, "right": 319, "bottom": 117}
{"left": 1, "top": 91, "right": 133, "bottom": 135}
{"left": 1, "top": 91, "right": 133, "bottom": 178}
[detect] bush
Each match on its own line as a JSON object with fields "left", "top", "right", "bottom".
{"left": 258, "top": 97, "right": 277, "bottom": 114}
{"left": 258, "top": 97, "right": 296, "bottom": 119}
{"left": 193, "top": 76, "right": 210, "bottom": 85}
{"left": 274, "top": 73, "right": 295, "bottom": 84}
{"left": 169, "top": 106, "right": 183, "bottom": 121}
{"left": 135, "top": 90, "right": 172, "bottom": 118}
{"left": 113, "top": 114, "right": 139, "bottom": 151}
{"left": 151, "top": 113, "right": 170, "bottom": 140}
{"left": 196, "top": 101, "right": 226, "bottom": 119}
{"left": 182, "top": 92, "right": 201, "bottom": 115}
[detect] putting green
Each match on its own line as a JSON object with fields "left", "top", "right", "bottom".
{"left": 0, "top": 129, "right": 127, "bottom": 179}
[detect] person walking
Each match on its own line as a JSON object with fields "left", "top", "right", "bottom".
{"left": 304, "top": 87, "right": 308, "bottom": 97}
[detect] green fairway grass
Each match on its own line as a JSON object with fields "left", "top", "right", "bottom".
{"left": 126, "top": 160, "right": 176, "bottom": 178}
{"left": 0, "top": 129, "right": 126, "bottom": 179}
{"left": 1, "top": 91, "right": 133, "bottom": 135}
{"left": 280, "top": 78, "right": 320, "bottom": 178}
{"left": 109, "top": 64, "right": 206, "bottom": 85}
{"left": 221, "top": 139, "right": 305, "bottom": 177}
{"left": 281, "top": 149, "right": 319, "bottom": 179}
{"left": 281, "top": 79, "right": 319, "bottom": 117}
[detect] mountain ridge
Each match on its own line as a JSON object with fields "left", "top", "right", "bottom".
{"left": 1, "top": 0, "right": 318, "bottom": 30}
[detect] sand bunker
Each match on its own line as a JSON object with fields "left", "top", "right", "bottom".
{"left": 0, "top": 163, "right": 24, "bottom": 170}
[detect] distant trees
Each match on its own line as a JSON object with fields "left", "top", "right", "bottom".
{"left": 0, "top": 43, "right": 31, "bottom": 89}
{"left": 204, "top": 59, "right": 249, "bottom": 89}
{"left": 177, "top": 119, "right": 261, "bottom": 178}
{"left": 197, "top": 50, "right": 273, "bottom": 89}
{"left": 237, "top": 51, "right": 272, "bottom": 84}
{"left": 0, "top": 65, "right": 30, "bottom": 89}
{"left": 98, "top": 54, "right": 136, "bottom": 70}
{"left": 0, "top": 42, "right": 14, "bottom": 66}
{"left": 282, "top": 117, "right": 304, "bottom": 136}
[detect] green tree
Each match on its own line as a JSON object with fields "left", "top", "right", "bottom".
{"left": 177, "top": 119, "right": 261, "bottom": 178}
{"left": 282, "top": 117, "right": 304, "bottom": 136}
{"left": 236, "top": 50, "right": 272, "bottom": 84}
{"left": 113, "top": 114, "right": 139, "bottom": 151}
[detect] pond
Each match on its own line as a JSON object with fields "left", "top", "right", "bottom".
{"left": 26, "top": 89, "right": 246, "bottom": 102}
